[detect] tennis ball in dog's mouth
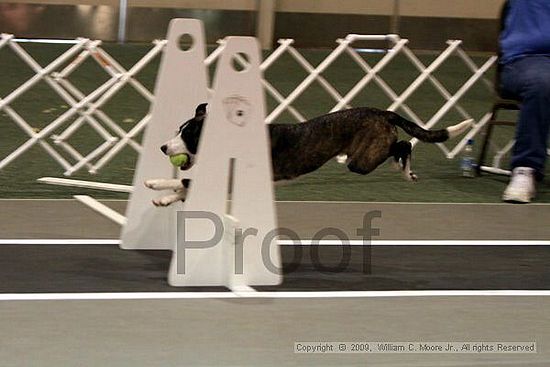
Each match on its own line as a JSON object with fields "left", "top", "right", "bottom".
{"left": 169, "top": 153, "right": 189, "bottom": 167}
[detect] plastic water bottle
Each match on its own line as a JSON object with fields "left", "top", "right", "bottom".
{"left": 461, "top": 139, "right": 475, "bottom": 177}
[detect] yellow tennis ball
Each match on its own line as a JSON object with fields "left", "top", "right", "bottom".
{"left": 169, "top": 153, "right": 188, "bottom": 167}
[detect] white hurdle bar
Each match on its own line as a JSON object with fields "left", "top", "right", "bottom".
{"left": 37, "top": 177, "right": 131, "bottom": 225}
{"left": 37, "top": 177, "right": 133, "bottom": 193}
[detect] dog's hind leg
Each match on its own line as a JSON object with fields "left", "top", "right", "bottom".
{"left": 347, "top": 151, "right": 389, "bottom": 175}
{"left": 345, "top": 127, "right": 395, "bottom": 176}
{"left": 390, "top": 140, "right": 417, "bottom": 181}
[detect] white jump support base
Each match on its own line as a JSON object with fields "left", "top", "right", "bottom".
{"left": 73, "top": 195, "right": 127, "bottom": 226}
{"left": 37, "top": 177, "right": 133, "bottom": 193}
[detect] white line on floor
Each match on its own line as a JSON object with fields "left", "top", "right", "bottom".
{"left": 0, "top": 290, "right": 549, "bottom": 301}
{"left": 1, "top": 198, "right": 550, "bottom": 206}
{"left": 1, "top": 239, "right": 549, "bottom": 246}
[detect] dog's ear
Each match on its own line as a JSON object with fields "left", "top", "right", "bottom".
{"left": 182, "top": 118, "right": 204, "bottom": 155}
{"left": 195, "top": 103, "right": 208, "bottom": 121}
{"left": 191, "top": 119, "right": 204, "bottom": 135}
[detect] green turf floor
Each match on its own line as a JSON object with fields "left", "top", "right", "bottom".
{"left": 0, "top": 42, "right": 548, "bottom": 202}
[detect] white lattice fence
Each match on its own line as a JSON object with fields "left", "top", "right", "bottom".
{"left": 0, "top": 34, "right": 166, "bottom": 175}
{"left": 0, "top": 33, "right": 496, "bottom": 175}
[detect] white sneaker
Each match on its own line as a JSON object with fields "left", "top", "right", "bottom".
{"left": 502, "top": 167, "right": 536, "bottom": 203}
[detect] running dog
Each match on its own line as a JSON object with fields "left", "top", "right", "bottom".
{"left": 145, "top": 103, "right": 472, "bottom": 206}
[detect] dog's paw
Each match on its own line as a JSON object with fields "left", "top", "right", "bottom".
{"left": 335, "top": 154, "right": 348, "bottom": 164}
{"left": 152, "top": 198, "right": 164, "bottom": 207}
{"left": 152, "top": 191, "right": 186, "bottom": 207}
{"left": 409, "top": 172, "right": 418, "bottom": 182}
{"left": 144, "top": 179, "right": 164, "bottom": 190}
{"left": 152, "top": 197, "right": 171, "bottom": 207}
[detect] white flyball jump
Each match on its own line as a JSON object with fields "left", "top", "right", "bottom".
{"left": 121, "top": 19, "right": 208, "bottom": 251}
{"left": 167, "top": 35, "right": 281, "bottom": 288}
{"left": 38, "top": 18, "right": 282, "bottom": 290}
{"left": 132, "top": 19, "right": 281, "bottom": 288}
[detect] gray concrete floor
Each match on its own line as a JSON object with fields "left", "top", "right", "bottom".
{"left": 0, "top": 199, "right": 549, "bottom": 366}
{"left": 0, "top": 297, "right": 549, "bottom": 367}
{"left": 2, "top": 199, "right": 550, "bottom": 239}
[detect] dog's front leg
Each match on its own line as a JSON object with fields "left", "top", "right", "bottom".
{"left": 152, "top": 188, "right": 187, "bottom": 207}
{"left": 144, "top": 178, "right": 184, "bottom": 191}
{"left": 148, "top": 179, "right": 190, "bottom": 207}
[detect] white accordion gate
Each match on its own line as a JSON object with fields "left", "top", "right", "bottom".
{"left": 0, "top": 31, "right": 497, "bottom": 175}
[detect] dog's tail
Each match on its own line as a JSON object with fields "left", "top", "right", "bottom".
{"left": 390, "top": 113, "right": 473, "bottom": 143}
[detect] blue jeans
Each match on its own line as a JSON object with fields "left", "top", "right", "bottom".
{"left": 500, "top": 55, "right": 550, "bottom": 179}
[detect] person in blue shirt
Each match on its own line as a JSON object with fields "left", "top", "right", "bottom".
{"left": 499, "top": 0, "right": 550, "bottom": 203}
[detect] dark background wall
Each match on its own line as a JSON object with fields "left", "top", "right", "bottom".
{"left": 274, "top": 13, "right": 499, "bottom": 51}
{"left": 0, "top": 2, "right": 501, "bottom": 51}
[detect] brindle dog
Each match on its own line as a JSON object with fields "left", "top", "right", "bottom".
{"left": 145, "top": 103, "right": 471, "bottom": 206}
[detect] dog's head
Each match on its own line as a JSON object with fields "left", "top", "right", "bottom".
{"left": 160, "top": 103, "right": 206, "bottom": 170}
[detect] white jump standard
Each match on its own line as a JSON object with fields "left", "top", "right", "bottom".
{"left": 163, "top": 34, "right": 281, "bottom": 288}
{"left": 121, "top": 20, "right": 281, "bottom": 288}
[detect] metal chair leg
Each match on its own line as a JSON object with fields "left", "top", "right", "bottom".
{"left": 476, "top": 110, "right": 497, "bottom": 175}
